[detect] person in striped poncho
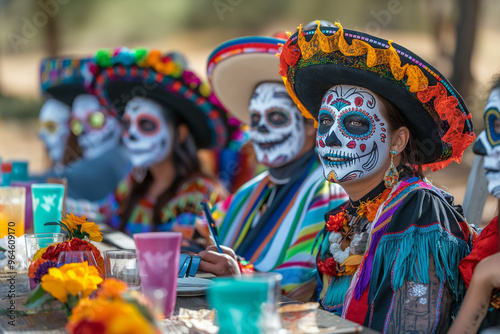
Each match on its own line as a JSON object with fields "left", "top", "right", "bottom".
{"left": 199, "top": 35, "right": 348, "bottom": 302}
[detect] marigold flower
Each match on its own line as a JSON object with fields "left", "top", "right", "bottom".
{"left": 326, "top": 212, "right": 347, "bottom": 233}
{"left": 96, "top": 278, "right": 128, "bottom": 299}
{"left": 41, "top": 267, "right": 69, "bottom": 302}
{"left": 42, "top": 241, "right": 71, "bottom": 261}
{"left": 28, "top": 258, "right": 47, "bottom": 278}
{"left": 317, "top": 257, "right": 337, "bottom": 276}
{"left": 32, "top": 245, "right": 51, "bottom": 262}
{"left": 34, "top": 260, "right": 57, "bottom": 283}
{"left": 61, "top": 262, "right": 103, "bottom": 299}
{"left": 67, "top": 298, "right": 158, "bottom": 334}
{"left": 79, "top": 222, "right": 103, "bottom": 242}
{"left": 61, "top": 212, "right": 84, "bottom": 231}
{"left": 40, "top": 262, "right": 103, "bottom": 303}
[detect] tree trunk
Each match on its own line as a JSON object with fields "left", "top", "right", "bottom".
{"left": 451, "top": 0, "right": 481, "bottom": 98}
{"left": 46, "top": 10, "right": 59, "bottom": 56}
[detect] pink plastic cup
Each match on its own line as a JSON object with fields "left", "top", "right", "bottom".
{"left": 133, "top": 232, "right": 182, "bottom": 318}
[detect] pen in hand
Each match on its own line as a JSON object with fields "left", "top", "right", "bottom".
{"left": 201, "top": 201, "right": 223, "bottom": 253}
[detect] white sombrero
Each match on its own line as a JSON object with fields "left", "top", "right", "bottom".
{"left": 207, "top": 36, "right": 285, "bottom": 124}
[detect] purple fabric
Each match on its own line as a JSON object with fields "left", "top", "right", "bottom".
{"left": 354, "top": 203, "right": 402, "bottom": 300}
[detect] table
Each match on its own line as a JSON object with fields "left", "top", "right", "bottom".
{"left": 0, "top": 272, "right": 379, "bottom": 333}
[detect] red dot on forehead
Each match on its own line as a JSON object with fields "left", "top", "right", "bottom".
{"left": 355, "top": 97, "right": 363, "bottom": 106}
{"left": 327, "top": 94, "right": 333, "bottom": 104}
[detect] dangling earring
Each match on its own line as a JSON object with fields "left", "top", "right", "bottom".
{"left": 384, "top": 150, "right": 399, "bottom": 188}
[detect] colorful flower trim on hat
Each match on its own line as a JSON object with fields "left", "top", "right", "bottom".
{"left": 40, "top": 57, "right": 90, "bottom": 94}
{"left": 85, "top": 47, "right": 229, "bottom": 149}
{"left": 278, "top": 21, "right": 475, "bottom": 171}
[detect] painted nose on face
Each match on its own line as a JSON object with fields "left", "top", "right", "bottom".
{"left": 325, "top": 131, "right": 342, "bottom": 147}
{"left": 258, "top": 124, "right": 270, "bottom": 134}
{"left": 127, "top": 131, "right": 138, "bottom": 141}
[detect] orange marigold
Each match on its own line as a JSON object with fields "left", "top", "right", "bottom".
{"left": 28, "top": 258, "right": 47, "bottom": 278}
{"left": 96, "top": 279, "right": 128, "bottom": 299}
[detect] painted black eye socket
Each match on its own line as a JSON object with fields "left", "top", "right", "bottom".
{"left": 139, "top": 118, "right": 157, "bottom": 133}
{"left": 343, "top": 115, "right": 370, "bottom": 135}
{"left": 318, "top": 114, "right": 333, "bottom": 135}
{"left": 267, "top": 110, "right": 290, "bottom": 127}
{"left": 250, "top": 113, "right": 261, "bottom": 128}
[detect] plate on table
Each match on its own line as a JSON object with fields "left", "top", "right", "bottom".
{"left": 177, "top": 277, "right": 214, "bottom": 297}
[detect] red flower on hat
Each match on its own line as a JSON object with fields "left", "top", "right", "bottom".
{"left": 278, "top": 39, "right": 301, "bottom": 77}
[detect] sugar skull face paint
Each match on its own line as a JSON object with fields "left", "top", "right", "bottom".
{"left": 122, "top": 97, "right": 172, "bottom": 168}
{"left": 473, "top": 88, "right": 500, "bottom": 198}
{"left": 39, "top": 98, "right": 71, "bottom": 163}
{"left": 316, "top": 85, "right": 390, "bottom": 183}
{"left": 71, "top": 94, "right": 121, "bottom": 160}
{"left": 248, "top": 82, "right": 305, "bottom": 168}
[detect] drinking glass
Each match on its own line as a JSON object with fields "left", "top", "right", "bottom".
{"left": 104, "top": 249, "right": 140, "bottom": 288}
{"left": 207, "top": 278, "right": 271, "bottom": 334}
{"left": 134, "top": 232, "right": 182, "bottom": 318}
{"left": 25, "top": 232, "right": 65, "bottom": 262}
{"left": 10, "top": 181, "right": 34, "bottom": 232}
{"left": 57, "top": 250, "right": 98, "bottom": 269}
{"left": 0, "top": 186, "right": 26, "bottom": 238}
{"left": 31, "top": 183, "right": 64, "bottom": 233}
{"left": 11, "top": 161, "right": 29, "bottom": 182}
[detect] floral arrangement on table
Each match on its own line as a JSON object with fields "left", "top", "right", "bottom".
{"left": 66, "top": 278, "right": 159, "bottom": 334}
{"left": 28, "top": 213, "right": 105, "bottom": 284}
{"left": 26, "top": 261, "right": 103, "bottom": 314}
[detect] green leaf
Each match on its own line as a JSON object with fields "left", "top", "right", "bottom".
{"left": 66, "top": 294, "right": 80, "bottom": 310}
{"left": 25, "top": 285, "right": 56, "bottom": 310}
{"left": 0, "top": 246, "right": 6, "bottom": 252}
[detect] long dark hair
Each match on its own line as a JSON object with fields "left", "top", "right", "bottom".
{"left": 62, "top": 131, "right": 83, "bottom": 166}
{"left": 378, "top": 95, "right": 424, "bottom": 178}
{"left": 118, "top": 103, "right": 221, "bottom": 231}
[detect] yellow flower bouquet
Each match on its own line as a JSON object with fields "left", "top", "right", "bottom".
{"left": 25, "top": 261, "right": 103, "bottom": 315}
{"left": 28, "top": 213, "right": 105, "bottom": 286}
{"left": 66, "top": 278, "right": 160, "bottom": 334}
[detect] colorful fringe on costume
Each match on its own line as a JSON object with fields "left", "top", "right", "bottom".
{"left": 316, "top": 177, "right": 473, "bottom": 332}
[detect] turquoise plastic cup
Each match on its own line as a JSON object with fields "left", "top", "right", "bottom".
{"left": 207, "top": 278, "right": 270, "bottom": 334}
{"left": 11, "top": 161, "right": 29, "bottom": 182}
{"left": 31, "top": 184, "right": 65, "bottom": 233}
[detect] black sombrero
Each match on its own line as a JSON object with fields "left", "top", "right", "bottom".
{"left": 40, "top": 57, "right": 90, "bottom": 106}
{"left": 85, "top": 47, "right": 228, "bottom": 149}
{"left": 279, "top": 21, "right": 475, "bottom": 171}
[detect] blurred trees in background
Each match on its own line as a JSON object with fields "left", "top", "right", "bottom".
{"left": 0, "top": 0, "right": 499, "bottom": 113}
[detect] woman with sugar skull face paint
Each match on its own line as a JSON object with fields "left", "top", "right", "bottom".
{"left": 281, "top": 22, "right": 476, "bottom": 332}
{"left": 35, "top": 56, "right": 129, "bottom": 203}
{"left": 199, "top": 35, "right": 348, "bottom": 301}
{"left": 450, "top": 75, "right": 500, "bottom": 333}
{"left": 87, "top": 48, "right": 229, "bottom": 251}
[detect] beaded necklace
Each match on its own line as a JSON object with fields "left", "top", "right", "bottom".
{"left": 317, "top": 186, "right": 392, "bottom": 277}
